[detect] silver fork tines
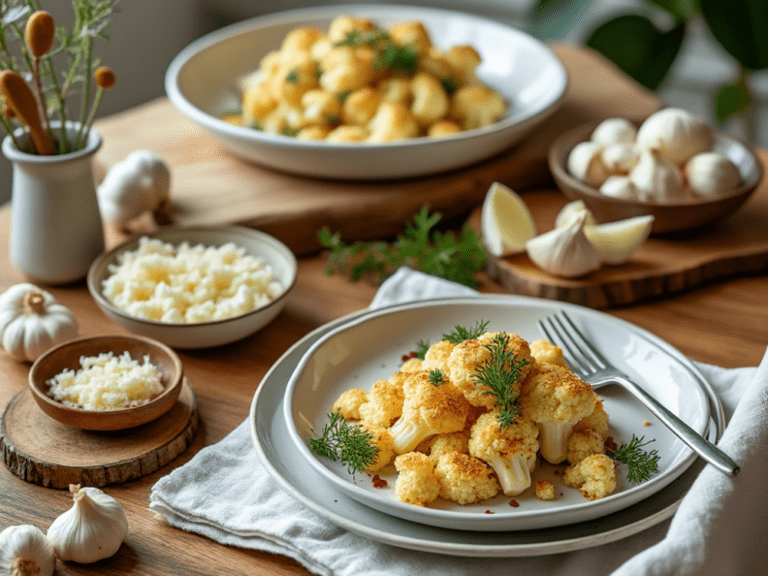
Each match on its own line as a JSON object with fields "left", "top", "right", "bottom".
{"left": 538, "top": 311, "right": 740, "bottom": 477}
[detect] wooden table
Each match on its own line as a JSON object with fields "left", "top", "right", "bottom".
{"left": 1, "top": 48, "right": 768, "bottom": 575}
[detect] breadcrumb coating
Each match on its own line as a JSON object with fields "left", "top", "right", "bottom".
{"left": 535, "top": 480, "right": 556, "bottom": 501}
{"left": 567, "top": 428, "right": 606, "bottom": 465}
{"left": 332, "top": 388, "right": 366, "bottom": 420}
{"left": 448, "top": 332, "right": 533, "bottom": 409}
{"left": 426, "top": 430, "right": 470, "bottom": 463}
{"left": 564, "top": 453, "right": 617, "bottom": 500}
{"left": 574, "top": 394, "right": 610, "bottom": 436}
{"left": 423, "top": 340, "right": 456, "bottom": 372}
{"left": 434, "top": 452, "right": 500, "bottom": 504}
{"left": 359, "top": 378, "right": 404, "bottom": 428}
{"left": 400, "top": 358, "right": 424, "bottom": 373}
{"left": 529, "top": 339, "right": 568, "bottom": 369}
{"left": 394, "top": 452, "right": 440, "bottom": 506}
{"left": 361, "top": 424, "right": 396, "bottom": 473}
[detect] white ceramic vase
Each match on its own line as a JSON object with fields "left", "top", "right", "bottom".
{"left": 2, "top": 123, "right": 105, "bottom": 284}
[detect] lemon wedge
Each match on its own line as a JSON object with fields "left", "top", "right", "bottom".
{"left": 583, "top": 215, "right": 654, "bottom": 265}
{"left": 480, "top": 182, "right": 537, "bottom": 257}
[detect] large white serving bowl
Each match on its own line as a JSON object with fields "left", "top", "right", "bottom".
{"left": 165, "top": 4, "right": 568, "bottom": 180}
{"left": 87, "top": 225, "right": 297, "bottom": 349}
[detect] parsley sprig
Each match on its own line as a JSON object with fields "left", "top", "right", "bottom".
{"left": 473, "top": 332, "right": 528, "bottom": 429}
{"left": 608, "top": 435, "right": 660, "bottom": 484}
{"left": 335, "top": 29, "right": 418, "bottom": 76}
{"left": 318, "top": 206, "right": 487, "bottom": 288}
{"left": 309, "top": 410, "right": 379, "bottom": 476}
{"left": 443, "top": 320, "right": 490, "bottom": 344}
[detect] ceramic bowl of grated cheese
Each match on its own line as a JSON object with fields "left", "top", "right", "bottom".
{"left": 87, "top": 225, "right": 297, "bottom": 349}
{"left": 28, "top": 334, "right": 184, "bottom": 430}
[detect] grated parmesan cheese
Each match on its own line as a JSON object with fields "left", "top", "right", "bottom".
{"left": 101, "top": 236, "right": 283, "bottom": 324}
{"left": 47, "top": 351, "right": 164, "bottom": 410}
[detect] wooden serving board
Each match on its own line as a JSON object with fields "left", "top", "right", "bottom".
{"left": 94, "top": 44, "right": 663, "bottom": 255}
{"left": 0, "top": 379, "right": 198, "bottom": 488}
{"left": 480, "top": 158, "right": 768, "bottom": 308}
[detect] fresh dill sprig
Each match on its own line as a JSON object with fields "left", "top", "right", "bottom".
{"left": 608, "top": 435, "right": 660, "bottom": 484}
{"left": 335, "top": 29, "right": 418, "bottom": 75}
{"left": 415, "top": 339, "right": 430, "bottom": 359}
{"left": 309, "top": 410, "right": 379, "bottom": 476}
{"left": 318, "top": 206, "right": 487, "bottom": 288}
{"left": 429, "top": 369, "right": 446, "bottom": 386}
{"left": 473, "top": 332, "right": 527, "bottom": 429}
{"left": 443, "top": 320, "right": 490, "bottom": 344}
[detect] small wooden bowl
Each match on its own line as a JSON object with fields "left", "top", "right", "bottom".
{"left": 28, "top": 335, "right": 184, "bottom": 431}
{"left": 548, "top": 122, "right": 763, "bottom": 235}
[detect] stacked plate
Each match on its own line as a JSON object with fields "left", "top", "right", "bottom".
{"left": 250, "top": 296, "right": 723, "bottom": 556}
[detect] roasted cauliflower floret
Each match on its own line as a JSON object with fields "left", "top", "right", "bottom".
{"left": 399, "top": 357, "right": 424, "bottom": 373}
{"left": 359, "top": 378, "right": 404, "bottom": 428}
{"left": 443, "top": 45, "right": 482, "bottom": 84}
{"left": 362, "top": 424, "right": 396, "bottom": 473}
{"left": 387, "top": 20, "right": 432, "bottom": 58}
{"left": 567, "top": 427, "right": 605, "bottom": 465}
{"left": 448, "top": 332, "right": 533, "bottom": 410}
{"left": 270, "top": 55, "right": 319, "bottom": 106}
{"left": 427, "top": 119, "right": 462, "bottom": 138}
{"left": 410, "top": 71, "right": 449, "bottom": 128}
{"left": 574, "top": 394, "right": 609, "bottom": 436}
{"left": 529, "top": 339, "right": 568, "bottom": 369}
{"left": 319, "top": 45, "right": 375, "bottom": 94}
{"left": 389, "top": 370, "right": 470, "bottom": 454}
{"left": 468, "top": 410, "right": 539, "bottom": 495}
{"left": 301, "top": 89, "right": 342, "bottom": 126}
{"left": 434, "top": 452, "right": 499, "bottom": 504}
{"left": 242, "top": 82, "right": 277, "bottom": 126}
{"left": 377, "top": 77, "right": 412, "bottom": 105}
{"left": 424, "top": 430, "right": 470, "bottom": 463}
{"left": 367, "top": 101, "right": 419, "bottom": 142}
{"left": 449, "top": 84, "right": 505, "bottom": 130}
{"left": 296, "top": 125, "right": 331, "bottom": 140}
{"left": 422, "top": 340, "right": 456, "bottom": 372}
{"left": 332, "top": 388, "right": 367, "bottom": 421}
{"left": 326, "top": 125, "right": 369, "bottom": 142}
{"left": 535, "top": 480, "right": 556, "bottom": 501}
{"left": 521, "top": 363, "right": 595, "bottom": 464}
{"left": 281, "top": 27, "right": 325, "bottom": 54}
{"left": 327, "top": 15, "right": 378, "bottom": 43}
{"left": 564, "top": 453, "right": 617, "bottom": 500}
{"left": 342, "top": 86, "right": 382, "bottom": 126}
{"left": 394, "top": 452, "right": 440, "bottom": 506}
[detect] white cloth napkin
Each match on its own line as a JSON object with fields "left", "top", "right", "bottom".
{"left": 149, "top": 268, "right": 768, "bottom": 576}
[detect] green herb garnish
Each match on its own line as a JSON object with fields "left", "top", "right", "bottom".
{"left": 609, "top": 435, "right": 660, "bottom": 484}
{"left": 309, "top": 410, "right": 379, "bottom": 476}
{"left": 376, "top": 44, "right": 418, "bottom": 75}
{"left": 280, "top": 127, "right": 300, "bottom": 137}
{"left": 337, "top": 90, "right": 351, "bottom": 103}
{"left": 443, "top": 320, "right": 490, "bottom": 344}
{"left": 318, "top": 205, "right": 487, "bottom": 287}
{"left": 285, "top": 68, "right": 299, "bottom": 83}
{"left": 415, "top": 339, "right": 430, "bottom": 359}
{"left": 429, "top": 369, "right": 446, "bottom": 386}
{"left": 473, "top": 332, "right": 527, "bottom": 429}
{"left": 250, "top": 121, "right": 262, "bottom": 131}
{"left": 440, "top": 77, "right": 460, "bottom": 95}
{"left": 325, "top": 113, "right": 341, "bottom": 125}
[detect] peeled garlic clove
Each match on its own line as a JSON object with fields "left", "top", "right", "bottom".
{"left": 591, "top": 118, "right": 637, "bottom": 146}
{"left": 567, "top": 141, "right": 610, "bottom": 187}
{"left": 601, "top": 143, "right": 640, "bottom": 173}
{"left": 584, "top": 215, "right": 654, "bottom": 265}
{"left": 554, "top": 200, "right": 597, "bottom": 229}
{"left": 636, "top": 107, "right": 713, "bottom": 165}
{"left": 480, "top": 181, "right": 537, "bottom": 256}
{"left": 526, "top": 212, "right": 602, "bottom": 278}
{"left": 0, "top": 525, "right": 55, "bottom": 576}
{"left": 629, "top": 150, "right": 685, "bottom": 202}
{"left": 46, "top": 484, "right": 128, "bottom": 564}
{"left": 684, "top": 151, "right": 741, "bottom": 197}
{"left": 599, "top": 175, "right": 639, "bottom": 200}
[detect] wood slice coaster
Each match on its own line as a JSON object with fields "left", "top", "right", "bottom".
{"left": 0, "top": 378, "right": 198, "bottom": 489}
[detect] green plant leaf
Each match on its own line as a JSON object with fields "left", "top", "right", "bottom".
{"left": 645, "top": 0, "right": 699, "bottom": 21}
{"left": 527, "top": 0, "right": 593, "bottom": 41}
{"left": 714, "top": 81, "right": 752, "bottom": 124}
{"left": 701, "top": 0, "right": 768, "bottom": 70}
{"left": 587, "top": 15, "right": 686, "bottom": 90}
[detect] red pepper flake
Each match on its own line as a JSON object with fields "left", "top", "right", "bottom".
{"left": 485, "top": 510, "right": 494, "bottom": 514}
{"left": 372, "top": 475, "right": 388, "bottom": 488}
{"left": 509, "top": 499, "right": 520, "bottom": 508}
{"left": 410, "top": 351, "right": 418, "bottom": 358}
{"left": 401, "top": 355, "right": 410, "bottom": 362}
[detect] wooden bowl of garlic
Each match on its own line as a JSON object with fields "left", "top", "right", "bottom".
{"left": 28, "top": 334, "right": 184, "bottom": 431}
{"left": 548, "top": 108, "right": 763, "bottom": 235}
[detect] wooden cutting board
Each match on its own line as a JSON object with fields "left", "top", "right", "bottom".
{"left": 94, "top": 44, "right": 663, "bottom": 255}
{"left": 478, "top": 160, "right": 768, "bottom": 308}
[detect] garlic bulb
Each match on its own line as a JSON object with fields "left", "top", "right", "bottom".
{"left": 0, "top": 283, "right": 79, "bottom": 362}
{"left": 583, "top": 215, "right": 655, "bottom": 265}
{"left": 599, "top": 176, "right": 639, "bottom": 200}
{"left": 684, "top": 151, "right": 741, "bottom": 197}
{"left": 567, "top": 141, "right": 610, "bottom": 187}
{"left": 629, "top": 150, "right": 685, "bottom": 202}
{"left": 601, "top": 143, "right": 640, "bottom": 173}
{"left": 97, "top": 149, "right": 171, "bottom": 227}
{"left": 47, "top": 484, "right": 128, "bottom": 564}
{"left": 636, "top": 108, "right": 713, "bottom": 165}
{"left": 0, "top": 525, "right": 55, "bottom": 576}
{"left": 591, "top": 117, "right": 637, "bottom": 146}
{"left": 526, "top": 213, "right": 602, "bottom": 278}
{"left": 554, "top": 200, "right": 596, "bottom": 229}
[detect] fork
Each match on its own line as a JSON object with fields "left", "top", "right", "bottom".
{"left": 538, "top": 311, "right": 740, "bottom": 477}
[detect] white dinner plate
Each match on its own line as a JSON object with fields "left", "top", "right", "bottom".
{"left": 251, "top": 301, "right": 724, "bottom": 556}
{"left": 283, "top": 297, "right": 710, "bottom": 531}
{"left": 165, "top": 4, "right": 568, "bottom": 180}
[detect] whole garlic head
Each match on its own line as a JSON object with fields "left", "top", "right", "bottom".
{"left": 601, "top": 143, "right": 640, "bottom": 174}
{"left": 567, "top": 141, "right": 610, "bottom": 187}
{"left": 554, "top": 200, "right": 597, "bottom": 229}
{"left": 629, "top": 150, "right": 685, "bottom": 202}
{"left": 599, "top": 176, "right": 639, "bottom": 200}
{"left": 636, "top": 108, "right": 713, "bottom": 165}
{"left": 46, "top": 484, "right": 128, "bottom": 564}
{"left": 591, "top": 117, "right": 637, "bottom": 146}
{"left": 684, "top": 151, "right": 741, "bottom": 197}
{"left": 97, "top": 150, "right": 171, "bottom": 225}
{"left": 526, "top": 212, "right": 602, "bottom": 278}
{"left": 0, "top": 524, "right": 55, "bottom": 576}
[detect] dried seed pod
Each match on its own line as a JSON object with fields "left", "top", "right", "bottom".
{"left": 94, "top": 66, "right": 116, "bottom": 90}
{"left": 25, "top": 11, "right": 55, "bottom": 58}
{"left": 0, "top": 70, "right": 55, "bottom": 154}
